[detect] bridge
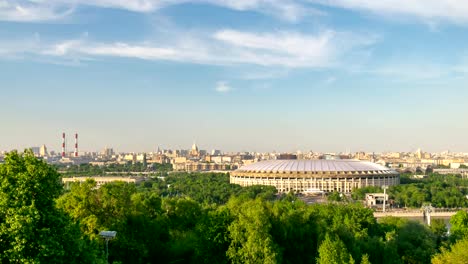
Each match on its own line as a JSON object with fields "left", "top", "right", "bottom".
{"left": 373, "top": 209, "right": 458, "bottom": 218}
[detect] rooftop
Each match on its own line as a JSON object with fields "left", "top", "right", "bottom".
{"left": 236, "top": 159, "right": 396, "bottom": 173}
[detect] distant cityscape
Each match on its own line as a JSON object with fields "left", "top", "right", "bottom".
{"left": 2, "top": 132, "right": 468, "bottom": 174}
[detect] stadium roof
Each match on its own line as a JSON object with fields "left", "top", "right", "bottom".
{"left": 236, "top": 159, "right": 396, "bottom": 173}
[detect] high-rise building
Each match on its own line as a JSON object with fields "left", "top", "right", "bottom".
{"left": 31, "top": 147, "right": 40, "bottom": 156}
{"left": 39, "top": 144, "right": 48, "bottom": 157}
{"left": 102, "top": 147, "right": 114, "bottom": 158}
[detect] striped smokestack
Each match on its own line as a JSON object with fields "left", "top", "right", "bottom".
{"left": 62, "top": 132, "right": 66, "bottom": 158}
{"left": 74, "top": 133, "right": 78, "bottom": 157}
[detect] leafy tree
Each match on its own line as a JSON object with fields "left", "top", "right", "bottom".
{"left": 432, "top": 237, "right": 468, "bottom": 264}
{"left": 449, "top": 210, "right": 468, "bottom": 241}
{"left": 360, "top": 254, "right": 371, "bottom": 264}
{"left": 236, "top": 185, "right": 278, "bottom": 201}
{"left": 389, "top": 173, "right": 468, "bottom": 208}
{"left": 380, "top": 217, "right": 436, "bottom": 264}
{"left": 430, "top": 219, "right": 448, "bottom": 247}
{"left": 226, "top": 198, "right": 280, "bottom": 264}
{"left": 194, "top": 207, "right": 232, "bottom": 264}
{"left": 269, "top": 199, "right": 318, "bottom": 264}
{"left": 327, "top": 191, "right": 344, "bottom": 202}
{"left": 57, "top": 179, "right": 171, "bottom": 263}
{"left": 317, "top": 234, "right": 354, "bottom": 264}
{"left": 0, "top": 150, "right": 101, "bottom": 263}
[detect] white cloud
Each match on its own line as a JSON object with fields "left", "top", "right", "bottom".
{"left": 207, "top": 0, "right": 319, "bottom": 22}
{"left": 0, "top": 1, "right": 73, "bottom": 22}
{"left": 0, "top": 0, "right": 312, "bottom": 22}
{"left": 308, "top": 0, "right": 468, "bottom": 25}
{"left": 215, "top": 81, "right": 232, "bottom": 93}
{"left": 36, "top": 28, "right": 376, "bottom": 68}
{"left": 6, "top": 0, "right": 468, "bottom": 25}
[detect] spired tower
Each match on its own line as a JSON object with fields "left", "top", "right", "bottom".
{"left": 39, "top": 145, "right": 48, "bottom": 157}
{"left": 416, "top": 148, "right": 423, "bottom": 159}
{"left": 190, "top": 142, "right": 199, "bottom": 157}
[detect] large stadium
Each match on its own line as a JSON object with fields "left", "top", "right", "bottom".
{"left": 231, "top": 159, "right": 399, "bottom": 193}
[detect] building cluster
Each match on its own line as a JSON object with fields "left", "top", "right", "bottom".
{"left": 363, "top": 149, "right": 468, "bottom": 171}
{"left": 2, "top": 141, "right": 468, "bottom": 174}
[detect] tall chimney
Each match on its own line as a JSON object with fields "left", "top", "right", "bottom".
{"left": 62, "top": 132, "right": 66, "bottom": 158}
{"left": 74, "top": 133, "right": 78, "bottom": 157}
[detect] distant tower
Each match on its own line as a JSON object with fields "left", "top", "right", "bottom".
{"left": 416, "top": 148, "right": 423, "bottom": 159}
{"left": 74, "top": 133, "right": 78, "bottom": 157}
{"left": 192, "top": 142, "right": 198, "bottom": 152}
{"left": 39, "top": 144, "right": 48, "bottom": 157}
{"left": 61, "top": 132, "right": 66, "bottom": 158}
{"left": 190, "top": 142, "right": 199, "bottom": 156}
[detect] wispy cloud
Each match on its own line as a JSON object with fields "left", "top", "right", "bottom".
{"left": 323, "top": 76, "right": 336, "bottom": 85}
{"left": 354, "top": 59, "right": 468, "bottom": 82}
{"left": 34, "top": 28, "right": 377, "bottom": 68}
{"left": 0, "top": 1, "right": 73, "bottom": 22}
{"left": 6, "top": 0, "right": 468, "bottom": 25}
{"left": 0, "top": 0, "right": 315, "bottom": 22}
{"left": 239, "top": 68, "right": 290, "bottom": 80}
{"left": 215, "top": 81, "right": 232, "bottom": 93}
{"left": 372, "top": 64, "right": 447, "bottom": 80}
{"left": 308, "top": 0, "right": 468, "bottom": 25}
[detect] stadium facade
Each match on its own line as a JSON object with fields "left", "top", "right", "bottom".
{"left": 230, "top": 159, "right": 399, "bottom": 193}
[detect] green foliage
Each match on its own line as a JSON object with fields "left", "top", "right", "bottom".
{"left": 269, "top": 199, "right": 317, "bottom": 264}
{"left": 360, "top": 254, "right": 371, "bottom": 264}
{"left": 57, "top": 180, "right": 171, "bottom": 263}
{"left": 389, "top": 173, "right": 468, "bottom": 208}
{"left": 317, "top": 234, "right": 354, "bottom": 264}
{"left": 449, "top": 210, "right": 468, "bottom": 241}
{"left": 351, "top": 186, "right": 383, "bottom": 200}
{"left": 310, "top": 203, "right": 382, "bottom": 263}
{"left": 226, "top": 198, "right": 280, "bottom": 264}
{"left": 194, "top": 207, "right": 232, "bottom": 264}
{"left": 162, "top": 172, "right": 243, "bottom": 204}
{"left": 236, "top": 185, "right": 278, "bottom": 201}
{"left": 0, "top": 150, "right": 101, "bottom": 263}
{"left": 3, "top": 153, "right": 458, "bottom": 264}
{"left": 380, "top": 217, "right": 437, "bottom": 264}
{"left": 327, "top": 191, "right": 344, "bottom": 202}
{"left": 430, "top": 219, "right": 448, "bottom": 247}
{"left": 432, "top": 237, "right": 468, "bottom": 264}
{"left": 57, "top": 162, "right": 172, "bottom": 176}
{"left": 159, "top": 172, "right": 277, "bottom": 204}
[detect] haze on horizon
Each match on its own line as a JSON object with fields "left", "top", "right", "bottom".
{"left": 1, "top": 1, "right": 468, "bottom": 153}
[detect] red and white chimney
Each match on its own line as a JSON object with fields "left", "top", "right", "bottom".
{"left": 74, "top": 133, "right": 78, "bottom": 157}
{"left": 61, "top": 132, "right": 66, "bottom": 158}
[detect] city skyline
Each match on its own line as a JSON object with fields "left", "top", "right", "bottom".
{"left": 2, "top": 1, "right": 468, "bottom": 152}
{"left": 3, "top": 134, "right": 467, "bottom": 155}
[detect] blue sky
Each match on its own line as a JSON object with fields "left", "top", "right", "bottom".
{"left": 1, "top": 0, "right": 468, "bottom": 153}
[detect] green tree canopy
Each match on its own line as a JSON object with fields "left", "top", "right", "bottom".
{"left": 450, "top": 210, "right": 468, "bottom": 241}
{"left": 432, "top": 237, "right": 468, "bottom": 264}
{"left": 0, "top": 150, "right": 100, "bottom": 263}
{"left": 317, "top": 234, "right": 354, "bottom": 264}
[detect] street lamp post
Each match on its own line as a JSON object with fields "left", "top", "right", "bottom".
{"left": 99, "top": 231, "right": 117, "bottom": 264}
{"left": 382, "top": 185, "right": 388, "bottom": 212}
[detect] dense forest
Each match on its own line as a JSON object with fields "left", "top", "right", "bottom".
{"left": 2, "top": 151, "right": 468, "bottom": 263}
{"left": 348, "top": 173, "right": 468, "bottom": 209}
{"left": 57, "top": 162, "right": 172, "bottom": 176}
